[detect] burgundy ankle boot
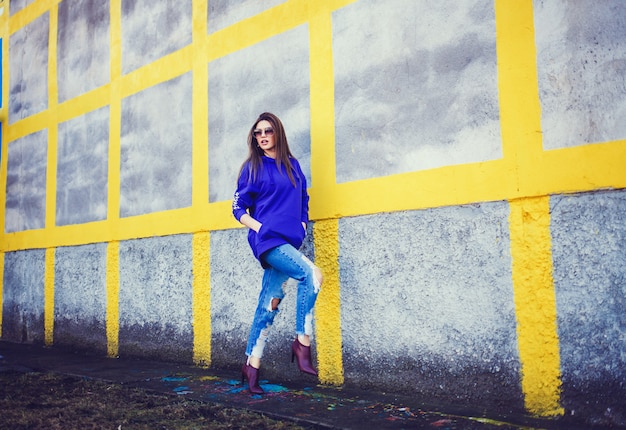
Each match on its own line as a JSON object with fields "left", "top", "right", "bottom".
{"left": 291, "top": 337, "right": 318, "bottom": 376}
{"left": 241, "top": 363, "right": 264, "bottom": 394}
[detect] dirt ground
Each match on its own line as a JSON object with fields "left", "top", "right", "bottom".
{"left": 0, "top": 371, "right": 318, "bottom": 429}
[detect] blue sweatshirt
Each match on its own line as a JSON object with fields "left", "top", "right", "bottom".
{"left": 232, "top": 156, "right": 309, "bottom": 267}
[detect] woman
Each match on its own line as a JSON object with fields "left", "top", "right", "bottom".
{"left": 232, "top": 112, "right": 323, "bottom": 394}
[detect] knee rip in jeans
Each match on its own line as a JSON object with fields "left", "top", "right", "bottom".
{"left": 270, "top": 298, "right": 281, "bottom": 311}
{"left": 313, "top": 267, "right": 323, "bottom": 291}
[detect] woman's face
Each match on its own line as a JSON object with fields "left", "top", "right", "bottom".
{"left": 254, "top": 120, "right": 276, "bottom": 156}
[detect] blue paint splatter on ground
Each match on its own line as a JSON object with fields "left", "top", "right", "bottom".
{"left": 161, "top": 376, "right": 188, "bottom": 382}
{"left": 173, "top": 386, "right": 191, "bottom": 392}
{"left": 261, "top": 384, "right": 289, "bottom": 393}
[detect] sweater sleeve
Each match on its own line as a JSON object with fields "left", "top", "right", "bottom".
{"left": 295, "top": 160, "right": 309, "bottom": 224}
{"left": 232, "top": 163, "right": 256, "bottom": 222}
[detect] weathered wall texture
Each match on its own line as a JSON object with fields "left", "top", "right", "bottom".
{"left": 338, "top": 204, "right": 521, "bottom": 408}
{"left": 333, "top": 0, "right": 502, "bottom": 182}
{"left": 1, "top": 0, "right": 625, "bottom": 427}
{"left": 551, "top": 191, "right": 626, "bottom": 420}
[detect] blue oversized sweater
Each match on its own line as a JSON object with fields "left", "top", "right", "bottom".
{"left": 232, "top": 156, "right": 309, "bottom": 267}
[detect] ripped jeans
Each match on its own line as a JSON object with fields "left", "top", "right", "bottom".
{"left": 246, "top": 244, "right": 322, "bottom": 359}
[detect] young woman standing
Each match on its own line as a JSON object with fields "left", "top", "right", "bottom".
{"left": 232, "top": 112, "right": 323, "bottom": 394}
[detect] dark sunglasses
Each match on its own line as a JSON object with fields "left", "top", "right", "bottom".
{"left": 253, "top": 127, "right": 274, "bottom": 137}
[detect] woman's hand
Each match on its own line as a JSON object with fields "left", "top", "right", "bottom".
{"left": 239, "top": 213, "right": 262, "bottom": 233}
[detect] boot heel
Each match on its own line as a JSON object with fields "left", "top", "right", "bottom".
{"left": 291, "top": 337, "right": 318, "bottom": 376}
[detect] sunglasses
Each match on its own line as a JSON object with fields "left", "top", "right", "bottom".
{"left": 253, "top": 127, "right": 274, "bottom": 137}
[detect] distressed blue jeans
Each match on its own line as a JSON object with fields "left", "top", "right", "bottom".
{"left": 246, "top": 244, "right": 322, "bottom": 359}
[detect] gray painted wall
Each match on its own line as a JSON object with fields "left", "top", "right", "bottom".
{"left": 2, "top": 249, "right": 46, "bottom": 343}
{"left": 56, "top": 106, "right": 109, "bottom": 225}
{"left": 534, "top": 0, "right": 626, "bottom": 148}
{"left": 118, "top": 235, "right": 194, "bottom": 362}
{"left": 333, "top": 0, "right": 502, "bottom": 182}
{"left": 120, "top": 73, "right": 193, "bottom": 217}
{"left": 8, "top": 12, "right": 48, "bottom": 123}
{"left": 551, "top": 191, "right": 626, "bottom": 417}
{"left": 338, "top": 204, "right": 521, "bottom": 407}
{"left": 54, "top": 243, "right": 108, "bottom": 353}
{"left": 57, "top": 0, "right": 110, "bottom": 103}
{"left": 121, "top": 0, "right": 191, "bottom": 75}
{"left": 5, "top": 130, "right": 47, "bottom": 233}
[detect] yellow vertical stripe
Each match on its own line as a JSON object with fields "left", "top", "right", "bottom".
{"left": 308, "top": 6, "right": 343, "bottom": 384}
{"left": 106, "top": 241, "right": 120, "bottom": 357}
{"left": 313, "top": 219, "right": 343, "bottom": 384}
{"left": 106, "top": 2, "right": 122, "bottom": 359}
{"left": 309, "top": 8, "right": 337, "bottom": 193}
{"left": 509, "top": 197, "right": 563, "bottom": 416}
{"left": 495, "top": 0, "right": 543, "bottom": 169}
{"left": 496, "top": 1, "right": 564, "bottom": 416}
{"left": 44, "top": 247, "right": 55, "bottom": 345}
{"left": 192, "top": 232, "right": 211, "bottom": 366}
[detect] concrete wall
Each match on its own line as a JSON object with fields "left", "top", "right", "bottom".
{"left": 0, "top": 0, "right": 625, "bottom": 426}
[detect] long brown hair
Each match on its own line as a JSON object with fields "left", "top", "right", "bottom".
{"left": 239, "top": 112, "right": 297, "bottom": 186}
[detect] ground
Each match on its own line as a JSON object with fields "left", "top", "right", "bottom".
{"left": 0, "top": 371, "right": 318, "bottom": 429}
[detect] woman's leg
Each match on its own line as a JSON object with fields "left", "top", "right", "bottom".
{"left": 262, "top": 244, "right": 322, "bottom": 376}
{"left": 262, "top": 244, "right": 322, "bottom": 337}
{"left": 245, "top": 265, "right": 289, "bottom": 367}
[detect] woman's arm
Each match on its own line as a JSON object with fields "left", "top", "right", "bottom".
{"left": 239, "top": 213, "right": 262, "bottom": 233}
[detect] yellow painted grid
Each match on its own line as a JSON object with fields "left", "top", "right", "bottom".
{"left": 0, "top": 0, "right": 622, "bottom": 415}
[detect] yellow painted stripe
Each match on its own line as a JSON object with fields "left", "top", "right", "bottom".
{"left": 509, "top": 197, "right": 563, "bottom": 416}
{"left": 106, "top": 241, "right": 120, "bottom": 357}
{"left": 191, "top": 1, "right": 211, "bottom": 367}
{"left": 497, "top": 3, "right": 563, "bottom": 416}
{"left": 313, "top": 219, "right": 343, "bottom": 385}
{"left": 309, "top": 6, "right": 338, "bottom": 212}
{"left": 192, "top": 232, "right": 211, "bottom": 366}
{"left": 495, "top": 0, "right": 542, "bottom": 167}
{"left": 57, "top": 86, "right": 111, "bottom": 124}
{"left": 44, "top": 247, "right": 55, "bottom": 345}
{"left": 308, "top": 7, "right": 343, "bottom": 385}
{"left": 120, "top": 46, "right": 192, "bottom": 99}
